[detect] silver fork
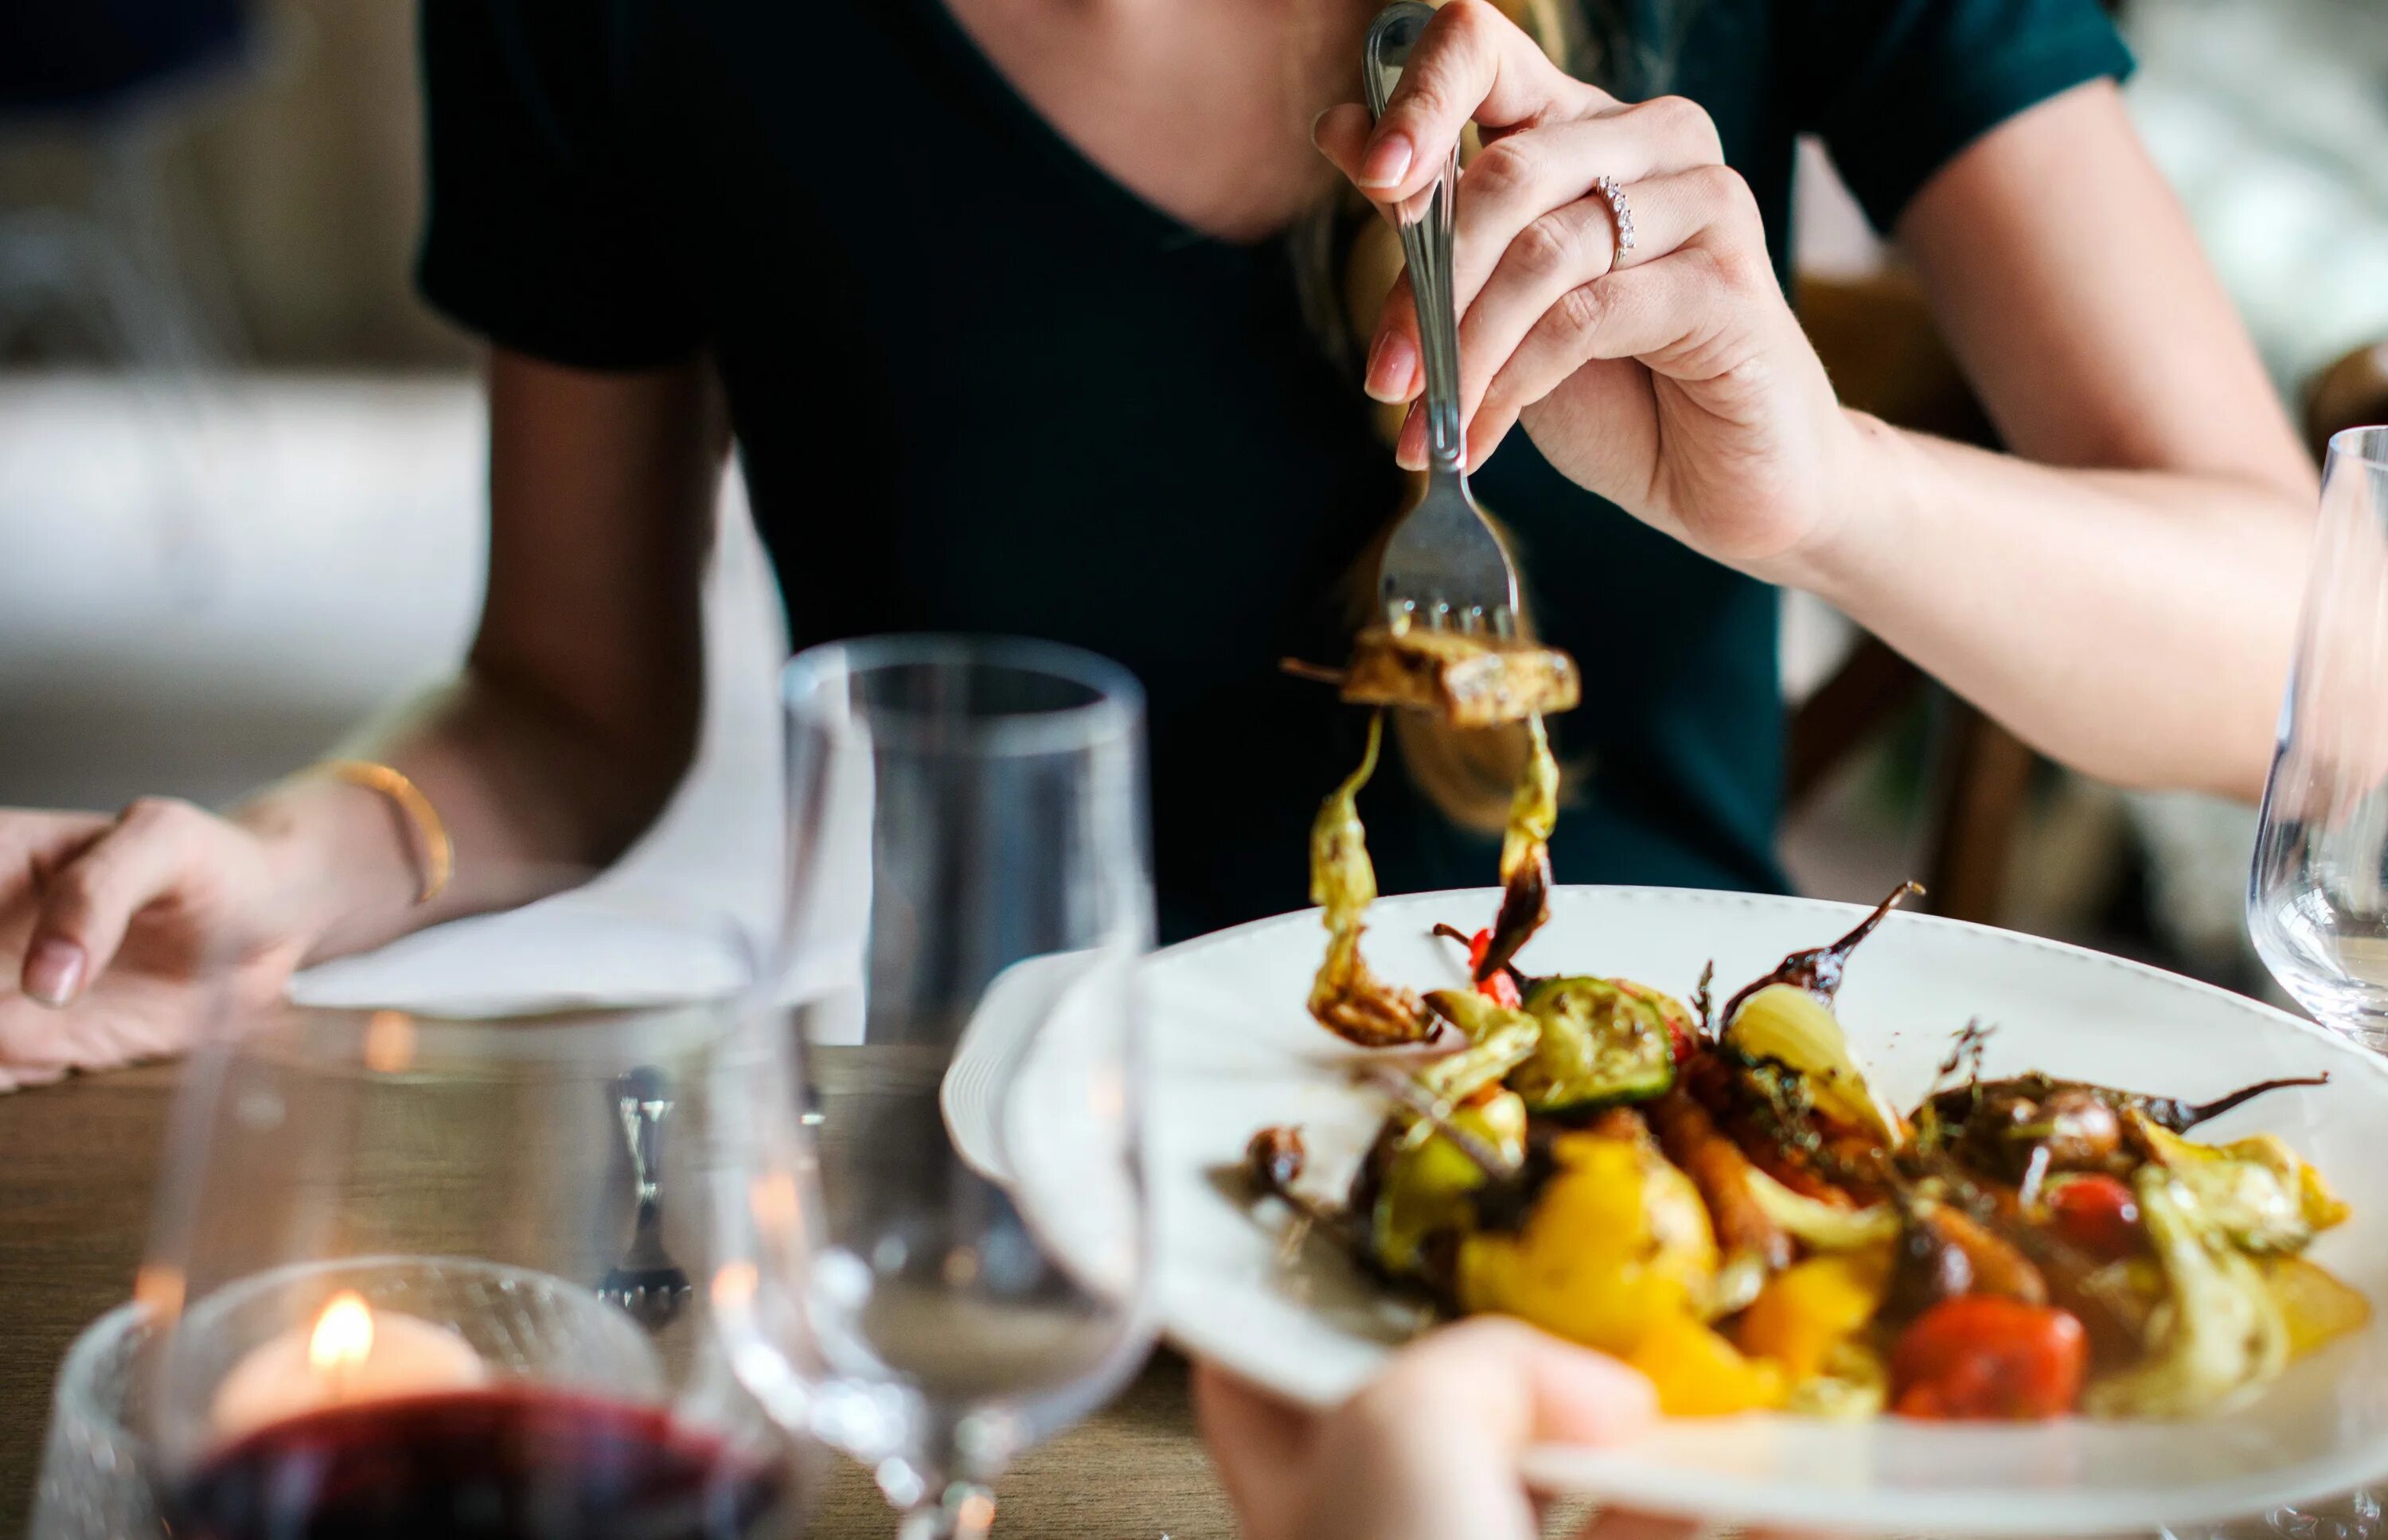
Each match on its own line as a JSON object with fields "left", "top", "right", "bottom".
{"left": 1364, "top": 1, "right": 1520, "bottom": 636}
{"left": 596, "top": 1066, "right": 691, "bottom": 1330}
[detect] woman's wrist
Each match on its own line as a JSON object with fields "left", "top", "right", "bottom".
{"left": 1749, "top": 407, "right": 1916, "bottom": 602}
{"left": 232, "top": 774, "right": 423, "bottom": 966}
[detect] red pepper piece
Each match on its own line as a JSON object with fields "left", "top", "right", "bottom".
{"left": 1463, "top": 929, "right": 1524, "bottom": 1010}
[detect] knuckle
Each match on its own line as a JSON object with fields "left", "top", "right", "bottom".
{"left": 1642, "top": 94, "right": 1723, "bottom": 162}
{"left": 1556, "top": 278, "right": 1611, "bottom": 339}
{"left": 1465, "top": 137, "right": 1536, "bottom": 205}
{"left": 1514, "top": 209, "right": 1578, "bottom": 280}
{"left": 1438, "top": 0, "right": 1498, "bottom": 45}
{"left": 120, "top": 794, "right": 199, "bottom": 835}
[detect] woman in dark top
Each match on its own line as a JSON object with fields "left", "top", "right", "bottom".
{"left": 0, "top": 2, "right": 2313, "bottom": 1066}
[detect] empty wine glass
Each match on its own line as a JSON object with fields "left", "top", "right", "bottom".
{"left": 2237, "top": 425, "right": 2388, "bottom": 1540}
{"left": 716, "top": 635, "right": 1156, "bottom": 1540}
{"left": 135, "top": 935, "right": 811, "bottom": 1540}
{"left": 2253, "top": 427, "right": 2388, "bottom": 1050}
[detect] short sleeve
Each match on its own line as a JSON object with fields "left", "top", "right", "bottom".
{"left": 1787, "top": 0, "right": 2136, "bottom": 234}
{"left": 415, "top": 0, "right": 703, "bottom": 369}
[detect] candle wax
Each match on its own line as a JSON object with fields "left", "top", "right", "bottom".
{"left": 211, "top": 1303, "right": 489, "bottom": 1444}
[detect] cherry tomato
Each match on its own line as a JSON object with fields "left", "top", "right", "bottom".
{"left": 1464, "top": 929, "right": 1524, "bottom": 1009}
{"left": 1890, "top": 1297, "right": 2087, "bottom": 1421}
{"left": 2045, "top": 1174, "right": 2142, "bottom": 1260}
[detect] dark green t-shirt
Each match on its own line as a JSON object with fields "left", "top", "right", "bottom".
{"left": 416, "top": 0, "right": 2129, "bottom": 942}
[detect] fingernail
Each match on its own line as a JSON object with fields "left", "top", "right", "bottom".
{"left": 1364, "top": 331, "right": 1417, "bottom": 402}
{"left": 1309, "top": 107, "right": 1334, "bottom": 149}
{"left": 25, "top": 938, "right": 86, "bottom": 1007}
{"left": 1395, "top": 405, "right": 1426, "bottom": 470}
{"left": 1357, "top": 131, "right": 1413, "bottom": 189}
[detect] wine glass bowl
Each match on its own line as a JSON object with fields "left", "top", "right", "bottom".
{"left": 2242, "top": 424, "right": 2388, "bottom": 1540}
{"left": 2253, "top": 427, "right": 2388, "bottom": 1050}
{"left": 721, "top": 636, "right": 1156, "bottom": 1540}
{"left": 138, "top": 990, "right": 810, "bottom": 1540}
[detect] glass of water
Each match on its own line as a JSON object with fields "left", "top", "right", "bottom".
{"left": 2253, "top": 426, "right": 2388, "bottom": 1050}
{"left": 720, "top": 635, "right": 1156, "bottom": 1540}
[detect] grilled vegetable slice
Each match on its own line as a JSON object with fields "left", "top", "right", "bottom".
{"left": 2083, "top": 1170, "right": 2288, "bottom": 1418}
{"left": 1372, "top": 1090, "right": 1529, "bottom": 1277}
{"left": 1512, "top": 976, "right": 1681, "bottom": 1113}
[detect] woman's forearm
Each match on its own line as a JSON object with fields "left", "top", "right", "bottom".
{"left": 237, "top": 353, "right": 723, "bottom": 965}
{"left": 236, "top": 661, "right": 700, "bottom": 965}
{"left": 1785, "top": 412, "right": 2313, "bottom": 801}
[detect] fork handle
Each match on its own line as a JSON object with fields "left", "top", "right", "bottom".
{"left": 614, "top": 1066, "right": 670, "bottom": 1207}
{"left": 1364, "top": 2, "right": 1466, "bottom": 478}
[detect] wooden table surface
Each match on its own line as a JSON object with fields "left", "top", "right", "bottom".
{"left": 0, "top": 1052, "right": 1236, "bottom": 1540}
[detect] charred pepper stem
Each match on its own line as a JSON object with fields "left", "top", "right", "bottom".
{"left": 1720, "top": 879, "right": 1922, "bottom": 1026}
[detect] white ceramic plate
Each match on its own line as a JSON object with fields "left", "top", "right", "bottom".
{"left": 1140, "top": 886, "right": 2388, "bottom": 1537}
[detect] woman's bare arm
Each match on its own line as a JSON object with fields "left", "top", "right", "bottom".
{"left": 261, "top": 349, "right": 723, "bottom": 960}
{"left": 1789, "top": 81, "right": 2315, "bottom": 800}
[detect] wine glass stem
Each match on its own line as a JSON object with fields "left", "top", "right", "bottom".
{"left": 898, "top": 1481, "right": 997, "bottom": 1540}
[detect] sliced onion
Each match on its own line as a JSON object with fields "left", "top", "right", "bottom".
{"left": 1744, "top": 1164, "right": 1899, "bottom": 1251}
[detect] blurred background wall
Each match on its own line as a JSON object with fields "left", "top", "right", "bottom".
{"left": 2, "top": 0, "right": 2385, "bottom": 1001}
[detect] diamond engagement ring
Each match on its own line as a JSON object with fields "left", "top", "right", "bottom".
{"left": 1596, "top": 174, "right": 1636, "bottom": 255}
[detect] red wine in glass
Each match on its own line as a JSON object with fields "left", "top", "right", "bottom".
{"left": 165, "top": 1386, "right": 794, "bottom": 1540}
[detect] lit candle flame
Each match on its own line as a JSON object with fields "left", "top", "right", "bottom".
{"left": 308, "top": 1291, "right": 376, "bottom": 1374}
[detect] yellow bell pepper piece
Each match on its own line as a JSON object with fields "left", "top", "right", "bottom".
{"left": 2263, "top": 1254, "right": 2372, "bottom": 1359}
{"left": 1734, "top": 1248, "right": 1893, "bottom": 1382}
{"left": 1628, "top": 1312, "right": 1789, "bottom": 1417}
{"left": 1455, "top": 1132, "right": 1716, "bottom": 1356}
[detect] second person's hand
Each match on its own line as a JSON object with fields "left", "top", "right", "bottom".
{"left": 1196, "top": 1316, "right": 1673, "bottom": 1540}
{"left": 0, "top": 798, "right": 324, "bottom": 1091}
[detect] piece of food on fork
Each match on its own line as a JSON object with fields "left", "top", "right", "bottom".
{"left": 1336, "top": 624, "right": 1580, "bottom": 728}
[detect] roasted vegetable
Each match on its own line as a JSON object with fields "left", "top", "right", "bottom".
{"left": 1742, "top": 1165, "right": 1899, "bottom": 1252}
{"left": 1652, "top": 1089, "right": 1794, "bottom": 1276}
{"left": 1477, "top": 715, "right": 1559, "bottom": 981}
{"left": 1921, "top": 1072, "right": 2329, "bottom": 1154}
{"left": 1433, "top": 924, "right": 1524, "bottom": 1008}
{"left": 1512, "top": 976, "right": 1680, "bottom": 1113}
{"left": 2263, "top": 1254, "right": 2373, "bottom": 1359}
{"left": 2042, "top": 1173, "right": 2144, "bottom": 1261}
{"left": 1719, "top": 881, "right": 1921, "bottom": 1029}
{"left": 1785, "top": 1340, "right": 1890, "bottom": 1419}
{"left": 1306, "top": 715, "right": 1436, "bottom": 1047}
{"left": 1890, "top": 1297, "right": 2088, "bottom": 1420}
{"left": 1724, "top": 984, "right": 1902, "bottom": 1144}
{"left": 2083, "top": 1170, "right": 2288, "bottom": 1418}
{"left": 1372, "top": 1090, "right": 1530, "bottom": 1277}
{"left": 1627, "top": 1312, "right": 1789, "bottom": 1417}
{"left": 1909, "top": 1201, "right": 2050, "bottom": 1308}
{"left": 1456, "top": 1129, "right": 1718, "bottom": 1356}
{"left": 2132, "top": 1114, "right": 2349, "bottom": 1254}
{"left": 1336, "top": 624, "right": 1582, "bottom": 728}
{"left": 1738, "top": 1249, "right": 1894, "bottom": 1382}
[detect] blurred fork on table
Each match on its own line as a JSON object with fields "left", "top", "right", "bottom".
{"left": 1363, "top": 0, "right": 1521, "bottom": 637}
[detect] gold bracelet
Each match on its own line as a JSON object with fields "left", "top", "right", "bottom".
{"left": 319, "top": 759, "right": 453, "bottom": 905}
